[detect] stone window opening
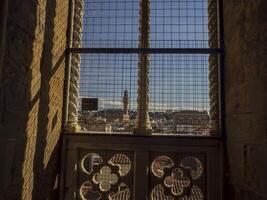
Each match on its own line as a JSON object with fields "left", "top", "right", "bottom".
{"left": 64, "top": 0, "right": 223, "bottom": 136}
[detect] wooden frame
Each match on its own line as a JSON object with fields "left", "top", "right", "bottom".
{"left": 59, "top": 134, "right": 223, "bottom": 200}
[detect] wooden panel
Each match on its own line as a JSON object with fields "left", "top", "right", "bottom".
{"left": 60, "top": 134, "right": 222, "bottom": 200}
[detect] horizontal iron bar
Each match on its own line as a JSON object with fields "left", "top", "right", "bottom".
{"left": 68, "top": 48, "right": 221, "bottom": 54}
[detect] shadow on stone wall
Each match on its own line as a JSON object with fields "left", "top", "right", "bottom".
{"left": 32, "top": 0, "right": 61, "bottom": 199}
{"left": 0, "top": 0, "right": 66, "bottom": 199}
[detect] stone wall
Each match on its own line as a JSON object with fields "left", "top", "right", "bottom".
{"left": 224, "top": 0, "right": 267, "bottom": 199}
{"left": 0, "top": 0, "right": 69, "bottom": 199}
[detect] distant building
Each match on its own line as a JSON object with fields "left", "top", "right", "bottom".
{"left": 172, "top": 110, "right": 210, "bottom": 134}
{"left": 105, "top": 124, "right": 112, "bottom": 133}
{"left": 122, "top": 89, "right": 130, "bottom": 123}
{"left": 82, "top": 117, "right": 112, "bottom": 133}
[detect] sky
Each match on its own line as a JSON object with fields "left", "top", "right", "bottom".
{"left": 79, "top": 0, "right": 211, "bottom": 112}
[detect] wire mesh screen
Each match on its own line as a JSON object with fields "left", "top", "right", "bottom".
{"left": 150, "top": 0, "right": 211, "bottom": 48}
{"left": 78, "top": 53, "right": 215, "bottom": 135}
{"left": 80, "top": 0, "right": 218, "bottom": 48}
{"left": 81, "top": 0, "right": 139, "bottom": 48}
{"left": 79, "top": 54, "right": 138, "bottom": 133}
{"left": 72, "top": 0, "right": 221, "bottom": 136}
{"left": 149, "top": 54, "right": 211, "bottom": 135}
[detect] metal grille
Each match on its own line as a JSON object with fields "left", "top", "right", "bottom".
{"left": 81, "top": 0, "right": 139, "bottom": 48}
{"left": 78, "top": 0, "right": 217, "bottom": 48}
{"left": 69, "top": 0, "right": 222, "bottom": 136}
{"left": 78, "top": 53, "right": 213, "bottom": 135}
{"left": 79, "top": 53, "right": 138, "bottom": 133}
{"left": 150, "top": 0, "right": 211, "bottom": 48}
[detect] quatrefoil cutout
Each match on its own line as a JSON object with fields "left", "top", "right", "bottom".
{"left": 181, "top": 185, "right": 203, "bottom": 200}
{"left": 81, "top": 153, "right": 103, "bottom": 175}
{"left": 93, "top": 166, "right": 118, "bottom": 192}
{"left": 151, "top": 184, "right": 174, "bottom": 200}
{"left": 180, "top": 157, "right": 203, "bottom": 180}
{"left": 164, "top": 168, "right": 191, "bottom": 196}
{"left": 151, "top": 155, "right": 174, "bottom": 178}
{"left": 80, "top": 181, "right": 101, "bottom": 200}
{"left": 109, "top": 183, "right": 130, "bottom": 200}
{"left": 109, "top": 154, "right": 131, "bottom": 176}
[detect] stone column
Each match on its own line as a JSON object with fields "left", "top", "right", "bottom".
{"left": 208, "top": 0, "right": 219, "bottom": 134}
{"left": 134, "top": 0, "right": 152, "bottom": 135}
{"left": 66, "top": 0, "right": 84, "bottom": 132}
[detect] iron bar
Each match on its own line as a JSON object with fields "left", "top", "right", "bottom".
{"left": 68, "top": 47, "right": 221, "bottom": 54}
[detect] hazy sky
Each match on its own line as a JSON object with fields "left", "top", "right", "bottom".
{"left": 79, "top": 0, "right": 210, "bottom": 112}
